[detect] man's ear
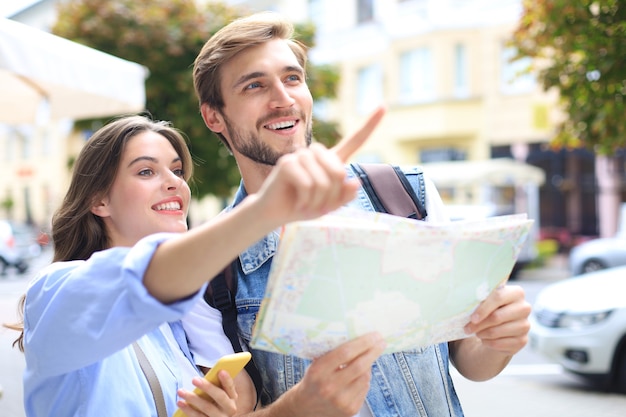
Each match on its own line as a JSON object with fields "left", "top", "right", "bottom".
{"left": 200, "top": 103, "right": 225, "bottom": 134}
{"left": 90, "top": 196, "right": 111, "bottom": 218}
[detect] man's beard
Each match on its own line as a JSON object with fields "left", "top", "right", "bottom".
{"left": 223, "top": 112, "right": 313, "bottom": 166}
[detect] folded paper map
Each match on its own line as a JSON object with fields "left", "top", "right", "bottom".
{"left": 250, "top": 208, "right": 533, "bottom": 359}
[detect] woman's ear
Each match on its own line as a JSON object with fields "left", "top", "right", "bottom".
{"left": 90, "top": 196, "right": 110, "bottom": 218}
{"left": 200, "top": 103, "right": 225, "bottom": 134}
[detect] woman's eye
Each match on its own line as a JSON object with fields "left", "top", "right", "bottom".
{"left": 173, "top": 168, "right": 185, "bottom": 178}
{"left": 138, "top": 169, "right": 153, "bottom": 177}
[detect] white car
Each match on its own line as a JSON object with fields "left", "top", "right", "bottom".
{"left": 0, "top": 220, "right": 40, "bottom": 275}
{"left": 529, "top": 266, "right": 626, "bottom": 392}
{"left": 568, "top": 235, "right": 626, "bottom": 275}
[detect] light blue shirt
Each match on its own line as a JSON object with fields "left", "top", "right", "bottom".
{"left": 23, "top": 233, "right": 206, "bottom": 417}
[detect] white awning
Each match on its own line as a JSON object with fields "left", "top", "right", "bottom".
{"left": 422, "top": 158, "right": 546, "bottom": 188}
{"left": 0, "top": 18, "right": 147, "bottom": 124}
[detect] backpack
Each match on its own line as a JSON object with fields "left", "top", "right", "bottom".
{"left": 203, "top": 163, "right": 428, "bottom": 399}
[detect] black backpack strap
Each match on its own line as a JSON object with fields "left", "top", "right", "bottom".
{"left": 204, "top": 260, "right": 263, "bottom": 404}
{"left": 351, "top": 163, "right": 427, "bottom": 220}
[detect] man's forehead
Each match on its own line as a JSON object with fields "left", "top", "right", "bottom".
{"left": 224, "top": 39, "right": 301, "bottom": 76}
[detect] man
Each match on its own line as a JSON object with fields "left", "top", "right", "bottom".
{"left": 184, "top": 11, "right": 531, "bottom": 417}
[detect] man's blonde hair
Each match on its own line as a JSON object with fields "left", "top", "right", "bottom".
{"left": 193, "top": 12, "right": 308, "bottom": 111}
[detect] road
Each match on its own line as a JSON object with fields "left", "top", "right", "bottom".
{"left": 1, "top": 253, "right": 626, "bottom": 416}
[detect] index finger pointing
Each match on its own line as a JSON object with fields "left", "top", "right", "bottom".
{"left": 332, "top": 106, "right": 386, "bottom": 162}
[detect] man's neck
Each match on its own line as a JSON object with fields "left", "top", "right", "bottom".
{"left": 237, "top": 159, "right": 274, "bottom": 195}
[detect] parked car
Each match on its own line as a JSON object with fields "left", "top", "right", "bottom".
{"left": 569, "top": 236, "right": 626, "bottom": 275}
{"left": 0, "top": 220, "right": 41, "bottom": 275}
{"left": 529, "top": 266, "right": 626, "bottom": 392}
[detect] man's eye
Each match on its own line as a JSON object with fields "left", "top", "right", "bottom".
{"left": 245, "top": 82, "right": 261, "bottom": 90}
{"left": 286, "top": 74, "right": 301, "bottom": 82}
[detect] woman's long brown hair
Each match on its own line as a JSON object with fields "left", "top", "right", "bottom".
{"left": 5, "top": 115, "right": 194, "bottom": 351}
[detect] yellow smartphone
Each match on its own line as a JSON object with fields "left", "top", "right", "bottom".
{"left": 173, "top": 351, "right": 252, "bottom": 417}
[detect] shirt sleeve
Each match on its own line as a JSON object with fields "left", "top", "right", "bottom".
{"left": 24, "top": 233, "right": 207, "bottom": 378}
{"left": 182, "top": 299, "right": 236, "bottom": 369}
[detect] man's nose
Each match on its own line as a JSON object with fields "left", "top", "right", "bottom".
{"left": 269, "top": 82, "right": 296, "bottom": 108}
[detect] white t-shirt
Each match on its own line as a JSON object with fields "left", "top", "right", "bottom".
{"left": 183, "top": 297, "right": 236, "bottom": 368}
{"left": 357, "top": 403, "right": 375, "bottom": 417}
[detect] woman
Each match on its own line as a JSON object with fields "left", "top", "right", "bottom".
{"left": 11, "top": 111, "right": 382, "bottom": 417}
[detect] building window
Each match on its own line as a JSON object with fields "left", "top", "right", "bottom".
{"left": 399, "top": 47, "right": 435, "bottom": 104}
{"left": 2, "top": 135, "right": 12, "bottom": 162}
{"left": 22, "top": 135, "right": 33, "bottom": 159}
{"left": 356, "top": 64, "right": 383, "bottom": 115}
{"left": 501, "top": 44, "right": 534, "bottom": 94}
{"left": 420, "top": 147, "right": 466, "bottom": 163}
{"left": 357, "top": 0, "right": 374, "bottom": 24}
{"left": 453, "top": 43, "right": 469, "bottom": 98}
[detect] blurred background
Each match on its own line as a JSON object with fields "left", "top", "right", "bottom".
{"left": 1, "top": 1, "right": 626, "bottom": 416}
{"left": 2, "top": 0, "right": 625, "bottom": 255}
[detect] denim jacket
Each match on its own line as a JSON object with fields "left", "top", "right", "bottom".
{"left": 230, "top": 166, "right": 464, "bottom": 417}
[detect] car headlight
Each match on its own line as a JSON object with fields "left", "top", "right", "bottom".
{"left": 535, "top": 309, "right": 613, "bottom": 329}
{"left": 558, "top": 310, "right": 613, "bottom": 329}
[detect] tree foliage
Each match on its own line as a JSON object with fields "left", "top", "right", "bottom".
{"left": 511, "top": 0, "right": 626, "bottom": 154}
{"left": 53, "top": 0, "right": 340, "bottom": 198}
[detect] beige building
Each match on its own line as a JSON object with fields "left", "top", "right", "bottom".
{"left": 0, "top": 114, "right": 77, "bottom": 229}
{"left": 325, "top": 22, "right": 559, "bottom": 167}
{"left": 306, "top": 1, "right": 559, "bottom": 164}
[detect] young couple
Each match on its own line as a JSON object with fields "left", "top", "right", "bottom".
{"left": 15, "top": 11, "right": 530, "bottom": 417}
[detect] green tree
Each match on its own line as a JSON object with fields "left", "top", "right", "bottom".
{"left": 54, "top": 0, "right": 341, "bottom": 199}
{"left": 511, "top": 1, "right": 626, "bottom": 237}
{"left": 1, "top": 195, "right": 14, "bottom": 219}
{"left": 511, "top": 0, "right": 625, "bottom": 153}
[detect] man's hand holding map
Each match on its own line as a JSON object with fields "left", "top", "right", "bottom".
{"left": 250, "top": 208, "right": 533, "bottom": 359}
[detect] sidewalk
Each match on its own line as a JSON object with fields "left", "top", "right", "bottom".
{"left": 517, "top": 254, "right": 571, "bottom": 281}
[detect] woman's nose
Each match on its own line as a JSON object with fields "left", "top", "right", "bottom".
{"left": 165, "top": 171, "right": 183, "bottom": 190}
